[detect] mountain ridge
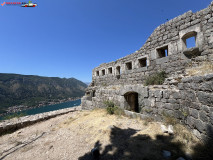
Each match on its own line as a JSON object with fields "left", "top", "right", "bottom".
{"left": 0, "top": 73, "right": 87, "bottom": 114}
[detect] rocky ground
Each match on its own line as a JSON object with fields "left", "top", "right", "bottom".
{"left": 0, "top": 108, "right": 205, "bottom": 160}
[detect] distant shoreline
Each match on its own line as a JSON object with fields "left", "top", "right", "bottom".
{"left": 0, "top": 97, "right": 81, "bottom": 117}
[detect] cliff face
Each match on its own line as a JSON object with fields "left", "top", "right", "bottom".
{"left": 0, "top": 73, "right": 87, "bottom": 113}
{"left": 82, "top": 2, "right": 213, "bottom": 140}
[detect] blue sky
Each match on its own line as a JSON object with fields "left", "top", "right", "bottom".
{"left": 0, "top": 0, "right": 212, "bottom": 82}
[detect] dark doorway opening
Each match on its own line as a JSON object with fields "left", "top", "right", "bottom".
{"left": 124, "top": 92, "right": 139, "bottom": 113}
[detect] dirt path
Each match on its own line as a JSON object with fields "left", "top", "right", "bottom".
{"left": 0, "top": 109, "right": 199, "bottom": 160}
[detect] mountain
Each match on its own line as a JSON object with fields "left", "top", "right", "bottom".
{"left": 0, "top": 73, "right": 87, "bottom": 114}
{"left": 84, "top": 82, "right": 91, "bottom": 86}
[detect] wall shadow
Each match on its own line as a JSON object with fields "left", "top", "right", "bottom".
{"left": 79, "top": 125, "right": 213, "bottom": 160}
{"left": 79, "top": 126, "right": 186, "bottom": 160}
{"left": 192, "top": 125, "right": 213, "bottom": 160}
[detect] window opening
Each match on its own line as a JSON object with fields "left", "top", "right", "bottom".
{"left": 138, "top": 58, "right": 147, "bottom": 67}
{"left": 96, "top": 71, "right": 99, "bottom": 76}
{"left": 108, "top": 67, "right": 112, "bottom": 74}
{"left": 102, "top": 69, "right": 105, "bottom": 76}
{"left": 126, "top": 62, "right": 132, "bottom": 70}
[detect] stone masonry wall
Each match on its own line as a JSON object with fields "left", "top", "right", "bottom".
{"left": 82, "top": 74, "right": 213, "bottom": 139}
{"left": 91, "top": 3, "right": 213, "bottom": 86}
{"left": 82, "top": 2, "right": 213, "bottom": 140}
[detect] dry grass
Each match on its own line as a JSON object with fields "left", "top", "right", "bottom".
{"left": 0, "top": 109, "right": 202, "bottom": 160}
{"left": 59, "top": 109, "right": 199, "bottom": 159}
{"left": 186, "top": 61, "right": 213, "bottom": 76}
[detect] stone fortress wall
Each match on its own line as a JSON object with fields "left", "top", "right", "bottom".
{"left": 82, "top": 2, "right": 213, "bottom": 139}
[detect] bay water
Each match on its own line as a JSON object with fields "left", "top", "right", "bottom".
{"left": 0, "top": 99, "right": 81, "bottom": 120}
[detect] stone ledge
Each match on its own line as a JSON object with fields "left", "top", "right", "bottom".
{"left": 0, "top": 106, "right": 81, "bottom": 136}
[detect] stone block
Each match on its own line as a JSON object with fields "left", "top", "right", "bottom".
{"left": 185, "top": 91, "right": 196, "bottom": 102}
{"left": 140, "top": 87, "right": 149, "bottom": 98}
{"left": 156, "top": 57, "right": 169, "bottom": 65}
{"left": 201, "top": 105, "right": 210, "bottom": 113}
{"left": 178, "top": 83, "right": 184, "bottom": 90}
{"left": 173, "top": 104, "right": 180, "bottom": 110}
{"left": 154, "top": 90, "right": 163, "bottom": 98}
{"left": 193, "top": 129, "right": 201, "bottom": 139}
{"left": 191, "top": 76, "right": 204, "bottom": 83}
{"left": 163, "top": 90, "right": 170, "bottom": 99}
{"left": 199, "top": 81, "right": 213, "bottom": 92}
{"left": 167, "top": 99, "right": 179, "bottom": 104}
{"left": 174, "top": 110, "right": 184, "bottom": 119}
{"left": 156, "top": 102, "right": 164, "bottom": 108}
{"left": 197, "top": 91, "right": 213, "bottom": 106}
{"left": 164, "top": 103, "right": 172, "bottom": 110}
{"left": 195, "top": 119, "right": 206, "bottom": 133}
{"left": 208, "top": 17, "right": 213, "bottom": 23}
{"left": 181, "top": 100, "right": 191, "bottom": 108}
{"left": 205, "top": 73, "right": 213, "bottom": 81}
{"left": 171, "top": 92, "right": 181, "bottom": 99}
{"left": 190, "top": 109, "right": 199, "bottom": 119}
{"left": 210, "top": 112, "right": 213, "bottom": 125}
{"left": 191, "top": 102, "right": 201, "bottom": 110}
{"left": 199, "top": 111, "right": 209, "bottom": 122}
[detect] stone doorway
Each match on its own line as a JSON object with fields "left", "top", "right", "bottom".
{"left": 124, "top": 92, "right": 139, "bottom": 113}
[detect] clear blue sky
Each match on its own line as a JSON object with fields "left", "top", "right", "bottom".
{"left": 0, "top": 0, "right": 212, "bottom": 82}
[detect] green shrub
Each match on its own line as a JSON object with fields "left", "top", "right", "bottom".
{"left": 104, "top": 101, "right": 123, "bottom": 115}
{"left": 144, "top": 71, "right": 166, "bottom": 86}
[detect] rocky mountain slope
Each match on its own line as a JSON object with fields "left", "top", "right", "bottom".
{"left": 0, "top": 73, "right": 87, "bottom": 114}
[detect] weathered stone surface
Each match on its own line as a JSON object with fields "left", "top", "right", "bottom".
{"left": 190, "top": 109, "right": 199, "bottom": 119}
{"left": 197, "top": 91, "right": 213, "bottom": 106}
{"left": 210, "top": 113, "right": 213, "bottom": 125}
{"left": 195, "top": 119, "right": 206, "bottom": 133}
{"left": 82, "top": 2, "right": 213, "bottom": 140}
{"left": 199, "top": 111, "right": 209, "bottom": 122}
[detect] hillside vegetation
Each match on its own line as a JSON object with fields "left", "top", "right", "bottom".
{"left": 0, "top": 73, "right": 87, "bottom": 114}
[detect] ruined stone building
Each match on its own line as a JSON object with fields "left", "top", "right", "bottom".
{"left": 82, "top": 2, "right": 213, "bottom": 139}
